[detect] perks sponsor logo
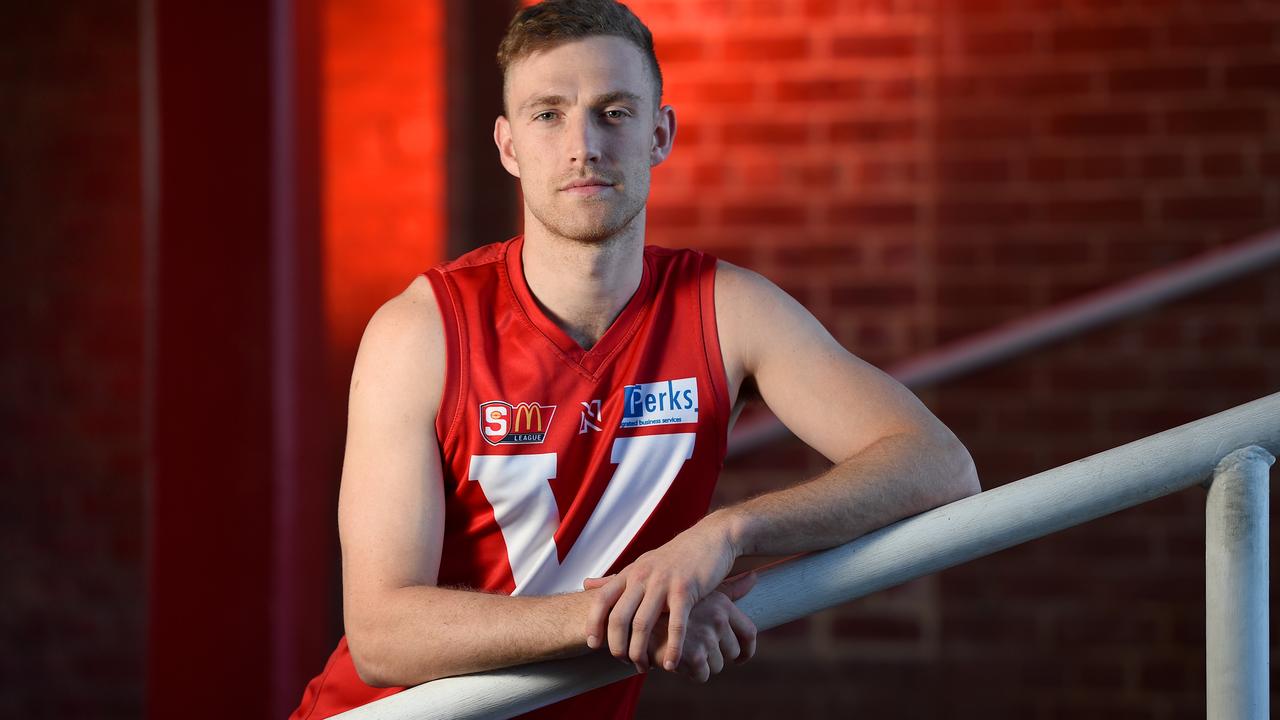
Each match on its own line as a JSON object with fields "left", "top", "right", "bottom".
{"left": 480, "top": 400, "right": 557, "bottom": 445}
{"left": 620, "top": 377, "right": 698, "bottom": 428}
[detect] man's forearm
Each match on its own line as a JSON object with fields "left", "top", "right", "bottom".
{"left": 714, "top": 431, "right": 980, "bottom": 558}
{"left": 348, "top": 584, "right": 597, "bottom": 688}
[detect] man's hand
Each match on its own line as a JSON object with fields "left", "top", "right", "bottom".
{"left": 582, "top": 514, "right": 742, "bottom": 672}
{"left": 584, "top": 571, "right": 758, "bottom": 682}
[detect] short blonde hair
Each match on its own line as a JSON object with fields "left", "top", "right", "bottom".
{"left": 496, "top": 0, "right": 663, "bottom": 114}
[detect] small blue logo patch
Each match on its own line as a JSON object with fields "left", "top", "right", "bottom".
{"left": 620, "top": 377, "right": 698, "bottom": 428}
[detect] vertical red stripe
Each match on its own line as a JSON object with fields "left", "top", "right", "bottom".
{"left": 271, "top": 0, "right": 329, "bottom": 716}
{"left": 322, "top": 0, "right": 447, "bottom": 363}
{"left": 147, "top": 2, "right": 274, "bottom": 717}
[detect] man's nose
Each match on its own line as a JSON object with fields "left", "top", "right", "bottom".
{"left": 566, "top": 111, "right": 601, "bottom": 166}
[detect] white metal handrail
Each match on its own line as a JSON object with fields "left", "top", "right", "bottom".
{"left": 338, "top": 392, "right": 1277, "bottom": 720}
{"left": 729, "top": 227, "right": 1280, "bottom": 456}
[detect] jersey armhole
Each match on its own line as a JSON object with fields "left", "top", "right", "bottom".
{"left": 425, "top": 268, "right": 465, "bottom": 448}
{"left": 696, "top": 252, "right": 732, "bottom": 463}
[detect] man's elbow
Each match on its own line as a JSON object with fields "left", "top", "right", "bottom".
{"left": 348, "top": 627, "right": 437, "bottom": 689}
{"left": 952, "top": 448, "right": 982, "bottom": 499}
{"left": 348, "top": 633, "right": 399, "bottom": 688}
{"left": 940, "top": 435, "right": 981, "bottom": 503}
{"left": 917, "top": 429, "right": 980, "bottom": 506}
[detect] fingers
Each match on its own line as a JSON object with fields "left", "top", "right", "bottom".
{"left": 726, "top": 603, "right": 757, "bottom": 664}
{"left": 651, "top": 593, "right": 755, "bottom": 683}
{"left": 581, "top": 574, "right": 615, "bottom": 591}
{"left": 607, "top": 583, "right": 646, "bottom": 662}
{"left": 584, "top": 575, "right": 627, "bottom": 650}
{"left": 682, "top": 647, "right": 711, "bottom": 684}
{"left": 703, "top": 580, "right": 758, "bottom": 666}
{"left": 627, "top": 591, "right": 665, "bottom": 671}
{"left": 706, "top": 642, "right": 725, "bottom": 678}
{"left": 717, "top": 617, "right": 741, "bottom": 664}
{"left": 680, "top": 640, "right": 721, "bottom": 683}
{"left": 663, "top": 590, "right": 694, "bottom": 672}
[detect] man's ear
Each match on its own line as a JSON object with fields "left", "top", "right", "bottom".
{"left": 494, "top": 115, "right": 521, "bottom": 178}
{"left": 650, "top": 104, "right": 677, "bottom": 167}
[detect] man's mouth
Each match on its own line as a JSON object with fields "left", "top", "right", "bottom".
{"left": 561, "top": 178, "right": 615, "bottom": 196}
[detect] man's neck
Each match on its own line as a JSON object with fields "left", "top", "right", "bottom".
{"left": 520, "top": 214, "right": 645, "bottom": 351}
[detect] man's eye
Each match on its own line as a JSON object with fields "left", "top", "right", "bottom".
{"left": 603, "top": 109, "right": 629, "bottom": 120}
{"left": 534, "top": 111, "right": 558, "bottom": 121}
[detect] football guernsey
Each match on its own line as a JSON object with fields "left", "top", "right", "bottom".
{"left": 291, "top": 235, "right": 731, "bottom": 719}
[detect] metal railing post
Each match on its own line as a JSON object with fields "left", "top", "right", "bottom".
{"left": 1205, "top": 445, "right": 1273, "bottom": 720}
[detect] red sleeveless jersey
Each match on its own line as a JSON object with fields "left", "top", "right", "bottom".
{"left": 291, "top": 236, "right": 731, "bottom": 719}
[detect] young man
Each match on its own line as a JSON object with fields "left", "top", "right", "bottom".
{"left": 290, "top": 1, "right": 980, "bottom": 718}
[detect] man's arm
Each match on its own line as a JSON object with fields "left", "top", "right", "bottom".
{"left": 339, "top": 276, "right": 595, "bottom": 687}
{"left": 586, "top": 260, "right": 981, "bottom": 672}
{"left": 709, "top": 260, "right": 982, "bottom": 555}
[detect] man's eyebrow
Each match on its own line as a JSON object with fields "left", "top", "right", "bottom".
{"left": 519, "top": 94, "right": 568, "bottom": 114}
{"left": 518, "top": 90, "right": 644, "bottom": 114}
{"left": 592, "top": 90, "right": 642, "bottom": 107}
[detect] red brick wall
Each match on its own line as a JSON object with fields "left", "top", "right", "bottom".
{"left": 640, "top": 0, "right": 936, "bottom": 365}
{"left": 0, "top": 2, "right": 145, "bottom": 717}
{"left": 628, "top": 0, "right": 1280, "bottom": 717}
{"left": 323, "top": 0, "right": 447, "bottom": 359}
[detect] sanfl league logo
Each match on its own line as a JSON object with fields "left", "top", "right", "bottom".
{"left": 480, "top": 400, "right": 557, "bottom": 445}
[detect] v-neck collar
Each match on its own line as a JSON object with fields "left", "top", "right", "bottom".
{"left": 503, "top": 234, "right": 654, "bottom": 377}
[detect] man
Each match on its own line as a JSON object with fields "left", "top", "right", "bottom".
{"left": 290, "top": 1, "right": 980, "bottom": 718}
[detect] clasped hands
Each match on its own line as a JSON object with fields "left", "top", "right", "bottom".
{"left": 580, "top": 518, "right": 758, "bottom": 683}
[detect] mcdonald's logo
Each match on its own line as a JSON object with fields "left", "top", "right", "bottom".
{"left": 479, "top": 400, "right": 558, "bottom": 445}
{"left": 512, "top": 402, "right": 544, "bottom": 433}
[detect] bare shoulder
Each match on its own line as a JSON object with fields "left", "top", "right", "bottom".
{"left": 713, "top": 258, "right": 839, "bottom": 375}
{"left": 351, "top": 274, "right": 447, "bottom": 416}
{"left": 713, "top": 258, "right": 811, "bottom": 320}
{"left": 713, "top": 257, "right": 776, "bottom": 298}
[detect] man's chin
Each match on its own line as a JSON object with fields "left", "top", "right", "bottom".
{"left": 543, "top": 211, "right": 638, "bottom": 244}
{"left": 553, "top": 223, "right": 624, "bottom": 244}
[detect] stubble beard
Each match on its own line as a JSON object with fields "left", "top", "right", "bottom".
{"left": 528, "top": 178, "right": 648, "bottom": 246}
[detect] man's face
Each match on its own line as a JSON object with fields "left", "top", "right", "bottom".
{"left": 495, "top": 35, "right": 675, "bottom": 244}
